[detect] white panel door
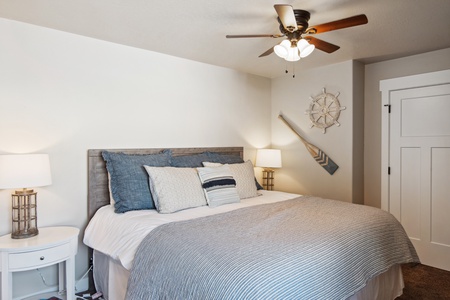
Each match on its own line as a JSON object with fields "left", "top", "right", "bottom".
{"left": 389, "top": 83, "right": 450, "bottom": 271}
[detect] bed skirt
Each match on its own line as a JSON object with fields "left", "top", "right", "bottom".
{"left": 93, "top": 250, "right": 404, "bottom": 300}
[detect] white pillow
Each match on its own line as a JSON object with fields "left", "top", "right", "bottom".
{"left": 197, "top": 165, "right": 240, "bottom": 208}
{"left": 202, "top": 160, "right": 258, "bottom": 199}
{"left": 144, "top": 166, "right": 207, "bottom": 214}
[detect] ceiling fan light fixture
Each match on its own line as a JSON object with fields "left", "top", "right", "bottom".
{"left": 274, "top": 40, "right": 291, "bottom": 58}
{"left": 226, "top": 5, "right": 369, "bottom": 74}
{"left": 298, "top": 39, "right": 315, "bottom": 58}
{"left": 285, "top": 47, "right": 300, "bottom": 62}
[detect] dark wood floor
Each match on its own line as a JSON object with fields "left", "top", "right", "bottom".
{"left": 396, "top": 263, "right": 450, "bottom": 299}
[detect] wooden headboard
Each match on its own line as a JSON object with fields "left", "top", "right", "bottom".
{"left": 87, "top": 147, "right": 244, "bottom": 220}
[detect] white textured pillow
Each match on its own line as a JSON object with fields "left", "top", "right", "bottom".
{"left": 144, "top": 166, "right": 207, "bottom": 213}
{"left": 197, "top": 165, "right": 240, "bottom": 208}
{"left": 203, "top": 160, "right": 258, "bottom": 199}
{"left": 107, "top": 171, "right": 115, "bottom": 205}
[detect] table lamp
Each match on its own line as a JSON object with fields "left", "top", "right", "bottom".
{"left": 0, "top": 154, "right": 52, "bottom": 239}
{"left": 255, "top": 149, "right": 282, "bottom": 190}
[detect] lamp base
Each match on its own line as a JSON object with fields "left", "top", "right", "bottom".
{"left": 11, "top": 189, "right": 39, "bottom": 239}
{"left": 262, "top": 169, "right": 275, "bottom": 191}
{"left": 12, "top": 228, "right": 39, "bottom": 239}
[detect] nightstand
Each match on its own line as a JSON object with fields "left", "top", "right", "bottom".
{"left": 0, "top": 226, "right": 79, "bottom": 300}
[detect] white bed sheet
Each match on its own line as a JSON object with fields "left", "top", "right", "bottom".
{"left": 84, "top": 190, "right": 300, "bottom": 270}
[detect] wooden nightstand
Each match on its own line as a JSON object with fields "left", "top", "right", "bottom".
{"left": 0, "top": 226, "right": 79, "bottom": 300}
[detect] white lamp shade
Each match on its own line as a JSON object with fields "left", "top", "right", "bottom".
{"left": 255, "top": 149, "right": 282, "bottom": 168}
{"left": 297, "top": 39, "right": 315, "bottom": 58}
{"left": 0, "top": 154, "right": 52, "bottom": 189}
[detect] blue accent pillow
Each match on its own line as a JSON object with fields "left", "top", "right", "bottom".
{"left": 102, "top": 150, "right": 171, "bottom": 213}
{"left": 206, "top": 152, "right": 244, "bottom": 164}
{"left": 255, "top": 178, "right": 264, "bottom": 190}
{"left": 170, "top": 152, "right": 211, "bottom": 167}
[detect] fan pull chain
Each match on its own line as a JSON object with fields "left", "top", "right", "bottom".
{"left": 284, "top": 62, "right": 296, "bottom": 78}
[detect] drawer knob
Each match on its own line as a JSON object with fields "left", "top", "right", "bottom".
{"left": 40, "top": 256, "right": 45, "bottom": 261}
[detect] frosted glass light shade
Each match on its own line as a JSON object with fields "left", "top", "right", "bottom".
{"left": 298, "top": 39, "right": 315, "bottom": 58}
{"left": 255, "top": 149, "right": 282, "bottom": 169}
{"left": 274, "top": 40, "right": 291, "bottom": 58}
{"left": 285, "top": 48, "right": 301, "bottom": 62}
{"left": 0, "top": 154, "right": 52, "bottom": 190}
{"left": 274, "top": 44, "right": 288, "bottom": 58}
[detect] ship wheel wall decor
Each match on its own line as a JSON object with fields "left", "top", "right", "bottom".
{"left": 305, "top": 88, "right": 346, "bottom": 133}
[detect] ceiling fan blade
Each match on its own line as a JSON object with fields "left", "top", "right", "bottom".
{"left": 259, "top": 47, "right": 275, "bottom": 57}
{"left": 274, "top": 4, "right": 298, "bottom": 32}
{"left": 226, "top": 34, "right": 284, "bottom": 38}
{"left": 306, "top": 14, "right": 368, "bottom": 34}
{"left": 305, "top": 36, "right": 340, "bottom": 53}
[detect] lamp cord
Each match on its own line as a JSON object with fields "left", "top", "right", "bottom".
{"left": 36, "top": 268, "right": 52, "bottom": 287}
{"left": 75, "top": 265, "right": 93, "bottom": 291}
{"left": 35, "top": 264, "right": 93, "bottom": 297}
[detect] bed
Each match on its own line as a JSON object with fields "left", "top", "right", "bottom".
{"left": 83, "top": 147, "right": 419, "bottom": 300}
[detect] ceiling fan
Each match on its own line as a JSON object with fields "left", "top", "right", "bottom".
{"left": 226, "top": 4, "right": 368, "bottom": 61}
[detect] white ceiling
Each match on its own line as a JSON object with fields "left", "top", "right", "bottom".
{"left": 1, "top": 0, "right": 450, "bottom": 78}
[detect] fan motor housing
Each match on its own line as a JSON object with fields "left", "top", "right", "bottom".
{"left": 294, "top": 9, "right": 310, "bottom": 29}
{"left": 278, "top": 9, "right": 310, "bottom": 34}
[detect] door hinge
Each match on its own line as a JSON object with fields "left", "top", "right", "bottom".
{"left": 388, "top": 167, "right": 391, "bottom": 175}
{"left": 384, "top": 104, "right": 391, "bottom": 113}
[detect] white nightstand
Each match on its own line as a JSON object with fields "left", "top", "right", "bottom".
{"left": 0, "top": 226, "right": 79, "bottom": 300}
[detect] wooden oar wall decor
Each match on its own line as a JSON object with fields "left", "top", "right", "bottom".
{"left": 278, "top": 113, "right": 339, "bottom": 175}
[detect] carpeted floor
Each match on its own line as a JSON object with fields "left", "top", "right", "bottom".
{"left": 396, "top": 263, "right": 450, "bottom": 299}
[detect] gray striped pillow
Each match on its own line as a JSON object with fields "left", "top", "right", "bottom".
{"left": 197, "top": 165, "right": 240, "bottom": 208}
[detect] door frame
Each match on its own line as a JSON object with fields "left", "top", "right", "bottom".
{"left": 380, "top": 69, "right": 450, "bottom": 212}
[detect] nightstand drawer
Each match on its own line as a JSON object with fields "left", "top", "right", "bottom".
{"left": 9, "top": 243, "right": 70, "bottom": 270}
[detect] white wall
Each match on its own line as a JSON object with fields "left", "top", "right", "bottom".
{"left": 0, "top": 18, "right": 271, "bottom": 298}
{"left": 271, "top": 60, "right": 364, "bottom": 204}
{"left": 364, "top": 48, "right": 450, "bottom": 208}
